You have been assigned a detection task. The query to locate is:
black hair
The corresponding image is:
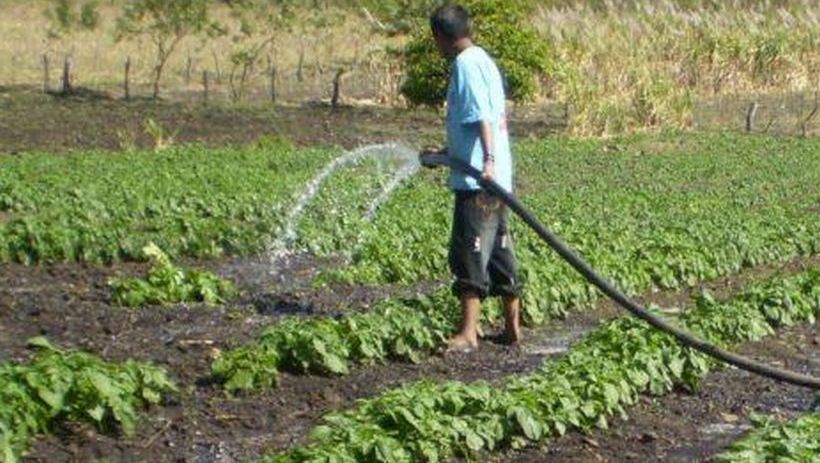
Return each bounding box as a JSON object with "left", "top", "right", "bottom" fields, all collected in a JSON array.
[{"left": 430, "top": 4, "right": 472, "bottom": 40}]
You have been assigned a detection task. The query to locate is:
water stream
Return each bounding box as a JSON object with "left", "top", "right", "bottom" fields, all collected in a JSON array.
[{"left": 265, "top": 142, "right": 420, "bottom": 275}]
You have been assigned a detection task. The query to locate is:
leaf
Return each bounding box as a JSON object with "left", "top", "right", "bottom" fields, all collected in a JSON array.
[
  {"left": 87, "top": 404, "right": 106, "bottom": 422},
  {"left": 668, "top": 357, "right": 684, "bottom": 378},
  {"left": 603, "top": 383, "right": 620, "bottom": 407},
  {"left": 465, "top": 430, "right": 484, "bottom": 451},
  {"left": 322, "top": 354, "right": 349, "bottom": 375},
  {"left": 511, "top": 407, "right": 541, "bottom": 440},
  {"left": 27, "top": 336, "right": 59, "bottom": 352}
]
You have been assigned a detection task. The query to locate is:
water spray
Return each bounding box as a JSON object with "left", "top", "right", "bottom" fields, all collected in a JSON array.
[
  {"left": 266, "top": 143, "right": 419, "bottom": 273},
  {"left": 419, "top": 152, "right": 820, "bottom": 390}
]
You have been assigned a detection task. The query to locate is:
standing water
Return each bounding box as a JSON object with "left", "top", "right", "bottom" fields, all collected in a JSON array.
[{"left": 265, "top": 142, "right": 420, "bottom": 274}]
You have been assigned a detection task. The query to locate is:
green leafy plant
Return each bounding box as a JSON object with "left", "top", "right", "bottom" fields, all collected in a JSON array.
[
  {"left": 716, "top": 412, "right": 820, "bottom": 462},
  {"left": 400, "top": 0, "right": 550, "bottom": 105},
  {"left": 0, "top": 143, "right": 335, "bottom": 264},
  {"left": 213, "top": 133, "right": 820, "bottom": 392},
  {"left": 143, "top": 118, "right": 177, "bottom": 151},
  {"left": 109, "top": 243, "right": 236, "bottom": 307},
  {"left": 44, "top": 0, "right": 100, "bottom": 38},
  {"left": 212, "top": 295, "right": 455, "bottom": 391},
  {"left": 261, "top": 269, "right": 820, "bottom": 462},
  {"left": 0, "top": 337, "right": 175, "bottom": 463}
]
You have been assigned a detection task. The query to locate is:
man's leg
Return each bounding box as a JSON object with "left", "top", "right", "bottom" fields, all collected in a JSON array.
[
  {"left": 448, "top": 192, "right": 493, "bottom": 351},
  {"left": 449, "top": 291, "right": 481, "bottom": 349},
  {"left": 502, "top": 295, "right": 521, "bottom": 345},
  {"left": 489, "top": 209, "right": 522, "bottom": 345}
]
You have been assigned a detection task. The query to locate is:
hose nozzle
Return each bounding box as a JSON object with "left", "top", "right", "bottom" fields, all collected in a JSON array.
[{"left": 418, "top": 150, "right": 449, "bottom": 169}]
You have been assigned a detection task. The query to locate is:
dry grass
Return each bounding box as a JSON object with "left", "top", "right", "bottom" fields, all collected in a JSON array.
[
  {"left": 533, "top": 0, "right": 820, "bottom": 134},
  {"left": 1, "top": 0, "right": 817, "bottom": 135},
  {"left": 0, "top": 1, "right": 403, "bottom": 103}
]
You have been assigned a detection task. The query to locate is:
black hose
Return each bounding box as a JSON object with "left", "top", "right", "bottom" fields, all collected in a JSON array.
[{"left": 420, "top": 153, "right": 820, "bottom": 390}]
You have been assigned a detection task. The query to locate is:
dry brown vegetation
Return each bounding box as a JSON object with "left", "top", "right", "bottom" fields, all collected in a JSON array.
[{"left": 1, "top": 0, "right": 818, "bottom": 134}]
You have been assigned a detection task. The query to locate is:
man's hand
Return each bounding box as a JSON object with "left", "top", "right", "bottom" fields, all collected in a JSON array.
[{"left": 481, "top": 157, "right": 495, "bottom": 180}]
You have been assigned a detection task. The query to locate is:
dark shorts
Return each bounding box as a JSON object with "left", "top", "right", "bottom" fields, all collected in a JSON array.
[{"left": 449, "top": 190, "right": 521, "bottom": 299}]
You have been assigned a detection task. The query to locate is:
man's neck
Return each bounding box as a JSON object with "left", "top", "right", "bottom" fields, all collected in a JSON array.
[{"left": 453, "top": 37, "right": 474, "bottom": 54}]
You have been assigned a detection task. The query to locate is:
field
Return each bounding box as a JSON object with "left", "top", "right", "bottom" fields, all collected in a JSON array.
[
  {"left": 1, "top": 121, "right": 818, "bottom": 462},
  {"left": 1, "top": 1, "right": 819, "bottom": 462}
]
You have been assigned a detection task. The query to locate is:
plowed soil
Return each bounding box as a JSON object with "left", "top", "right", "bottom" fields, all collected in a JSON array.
[{"left": 1, "top": 255, "right": 816, "bottom": 463}]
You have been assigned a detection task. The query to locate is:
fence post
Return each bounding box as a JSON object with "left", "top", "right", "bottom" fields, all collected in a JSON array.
[
  {"left": 203, "top": 70, "right": 209, "bottom": 106},
  {"left": 210, "top": 51, "right": 222, "bottom": 84},
  {"left": 745, "top": 101, "right": 758, "bottom": 132},
  {"left": 42, "top": 54, "right": 50, "bottom": 94},
  {"left": 270, "top": 65, "right": 277, "bottom": 104},
  {"left": 801, "top": 92, "right": 819, "bottom": 137},
  {"left": 62, "top": 56, "right": 73, "bottom": 95},
  {"left": 124, "top": 57, "right": 131, "bottom": 100},
  {"left": 185, "top": 55, "right": 193, "bottom": 86},
  {"left": 331, "top": 67, "right": 346, "bottom": 107},
  {"left": 297, "top": 44, "right": 305, "bottom": 82}
]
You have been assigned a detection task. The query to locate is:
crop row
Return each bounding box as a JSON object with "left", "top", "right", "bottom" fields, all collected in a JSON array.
[
  {"left": 0, "top": 139, "right": 334, "bottom": 264},
  {"left": 109, "top": 243, "right": 237, "bottom": 307},
  {"left": 716, "top": 412, "right": 820, "bottom": 462},
  {"left": 328, "top": 133, "right": 820, "bottom": 295},
  {"left": 0, "top": 338, "right": 176, "bottom": 463},
  {"left": 262, "top": 268, "right": 819, "bottom": 462},
  {"left": 212, "top": 134, "right": 820, "bottom": 391}
]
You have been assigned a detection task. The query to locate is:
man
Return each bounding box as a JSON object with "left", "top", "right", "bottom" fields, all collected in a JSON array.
[{"left": 423, "top": 4, "right": 522, "bottom": 351}]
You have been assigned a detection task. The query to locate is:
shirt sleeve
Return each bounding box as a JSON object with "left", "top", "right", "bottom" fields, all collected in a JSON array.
[{"left": 452, "top": 57, "right": 491, "bottom": 125}]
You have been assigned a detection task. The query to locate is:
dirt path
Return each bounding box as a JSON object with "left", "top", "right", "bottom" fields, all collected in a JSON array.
[{"left": 4, "top": 255, "right": 815, "bottom": 462}]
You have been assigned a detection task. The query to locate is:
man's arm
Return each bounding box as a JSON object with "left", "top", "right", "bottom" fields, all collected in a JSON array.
[{"left": 478, "top": 120, "right": 494, "bottom": 180}]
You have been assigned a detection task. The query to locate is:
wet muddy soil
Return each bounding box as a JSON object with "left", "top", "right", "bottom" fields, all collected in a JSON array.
[
  {"left": 491, "top": 257, "right": 820, "bottom": 463},
  {"left": 0, "top": 85, "right": 564, "bottom": 155},
  {"left": 494, "top": 322, "right": 819, "bottom": 463},
  {"left": 2, "top": 255, "right": 816, "bottom": 462}
]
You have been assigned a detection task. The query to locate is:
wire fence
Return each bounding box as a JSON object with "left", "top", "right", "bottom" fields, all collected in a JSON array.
[
  {"left": 27, "top": 53, "right": 820, "bottom": 138},
  {"left": 37, "top": 52, "right": 404, "bottom": 107},
  {"left": 694, "top": 91, "right": 820, "bottom": 137}
]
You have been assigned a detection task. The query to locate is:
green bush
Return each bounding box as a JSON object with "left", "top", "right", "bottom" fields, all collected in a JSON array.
[{"left": 400, "top": 0, "right": 550, "bottom": 106}]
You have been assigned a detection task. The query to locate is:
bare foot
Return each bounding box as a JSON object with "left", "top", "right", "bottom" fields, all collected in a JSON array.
[
  {"left": 446, "top": 334, "right": 478, "bottom": 353},
  {"left": 501, "top": 327, "right": 522, "bottom": 347}
]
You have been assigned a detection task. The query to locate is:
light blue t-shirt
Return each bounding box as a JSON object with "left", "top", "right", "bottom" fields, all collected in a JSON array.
[{"left": 446, "top": 46, "right": 512, "bottom": 192}]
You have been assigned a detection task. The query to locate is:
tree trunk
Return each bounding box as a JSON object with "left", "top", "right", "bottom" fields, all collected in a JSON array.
[{"left": 152, "top": 64, "right": 162, "bottom": 99}]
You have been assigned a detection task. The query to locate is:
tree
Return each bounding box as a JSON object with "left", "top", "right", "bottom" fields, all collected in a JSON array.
[
  {"left": 223, "top": 0, "right": 295, "bottom": 102},
  {"left": 45, "top": 0, "right": 100, "bottom": 37},
  {"left": 400, "top": 0, "right": 551, "bottom": 106},
  {"left": 43, "top": 0, "right": 101, "bottom": 94},
  {"left": 115, "top": 0, "right": 214, "bottom": 99},
  {"left": 354, "top": 0, "right": 437, "bottom": 36}
]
